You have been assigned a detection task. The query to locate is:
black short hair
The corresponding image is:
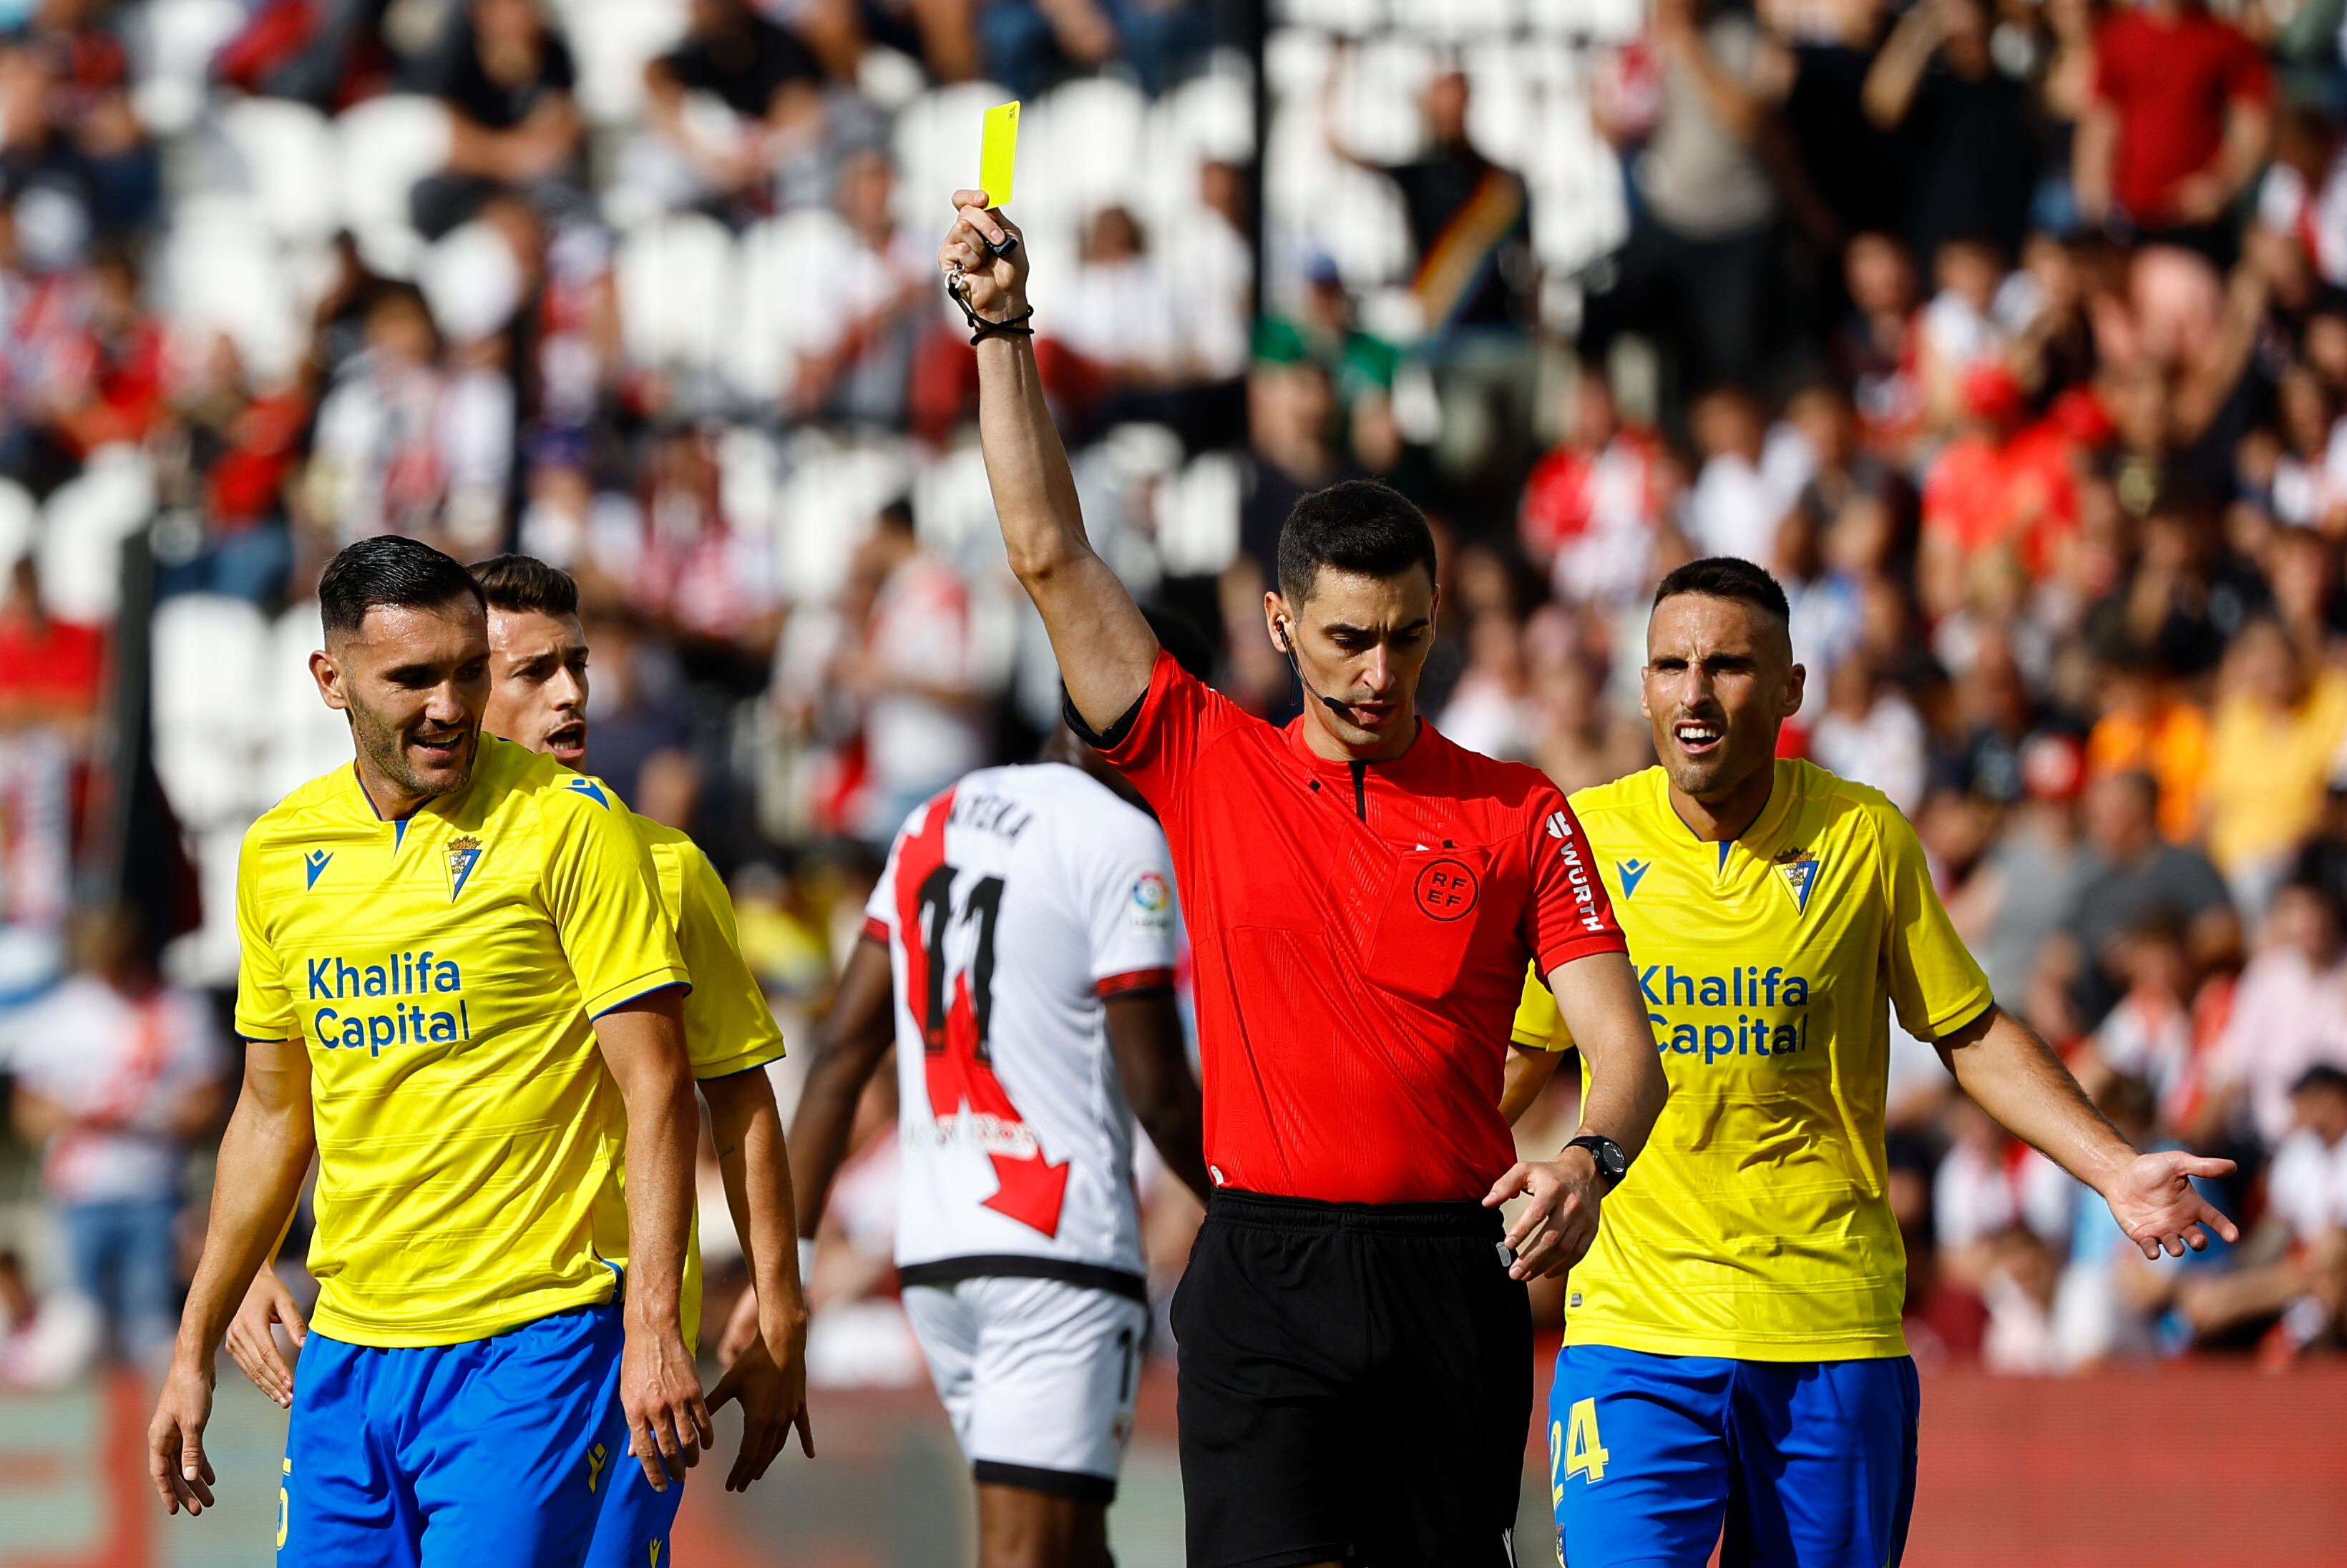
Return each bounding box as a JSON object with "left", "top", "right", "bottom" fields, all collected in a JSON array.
[
  {"left": 1276, "top": 480, "right": 1438, "bottom": 606},
  {"left": 318, "top": 536, "right": 484, "bottom": 639},
  {"left": 470, "top": 553, "right": 580, "bottom": 619},
  {"left": 2293, "top": 1063, "right": 2347, "bottom": 1098},
  {"left": 1651, "top": 556, "right": 1791, "bottom": 624}
]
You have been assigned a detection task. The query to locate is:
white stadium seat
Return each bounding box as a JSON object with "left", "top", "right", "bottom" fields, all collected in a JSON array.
[
  {"left": 618, "top": 211, "right": 737, "bottom": 374},
  {"left": 335, "top": 95, "right": 453, "bottom": 278},
  {"left": 218, "top": 98, "right": 341, "bottom": 245}
]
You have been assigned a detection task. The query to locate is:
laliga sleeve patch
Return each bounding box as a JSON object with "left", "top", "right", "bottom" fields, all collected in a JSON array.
[{"left": 1126, "top": 868, "right": 1175, "bottom": 935}]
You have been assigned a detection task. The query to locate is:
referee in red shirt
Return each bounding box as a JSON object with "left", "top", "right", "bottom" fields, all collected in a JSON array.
[{"left": 941, "top": 197, "right": 1669, "bottom": 1565}]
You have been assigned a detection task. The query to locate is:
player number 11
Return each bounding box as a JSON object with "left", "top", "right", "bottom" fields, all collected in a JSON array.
[{"left": 1549, "top": 1396, "right": 1610, "bottom": 1503}]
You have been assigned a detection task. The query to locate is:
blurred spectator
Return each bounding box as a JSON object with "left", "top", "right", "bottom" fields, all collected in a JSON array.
[
  {"left": 1810, "top": 650, "right": 1929, "bottom": 813},
  {"left": 1519, "top": 369, "right": 1663, "bottom": 609},
  {"left": 1586, "top": 0, "right": 1792, "bottom": 391},
  {"left": 0, "top": 555, "right": 102, "bottom": 722},
  {"left": 412, "top": 0, "right": 586, "bottom": 240},
  {"left": 1049, "top": 205, "right": 1184, "bottom": 388},
  {"left": 2202, "top": 616, "right": 2347, "bottom": 913},
  {"left": 2205, "top": 876, "right": 2347, "bottom": 1149},
  {"left": 1686, "top": 386, "right": 1787, "bottom": 565},
  {"left": 2056, "top": 768, "right": 2238, "bottom": 1026},
  {"left": 1860, "top": 0, "right": 2034, "bottom": 270},
  {"left": 789, "top": 148, "right": 929, "bottom": 426},
  {"left": 2087, "top": 660, "right": 2213, "bottom": 846},
  {"left": 838, "top": 499, "right": 990, "bottom": 846},
  {"left": 3, "top": 908, "right": 225, "bottom": 1367},
  {"left": 638, "top": 0, "right": 824, "bottom": 222},
  {"left": 2170, "top": 1064, "right": 2345, "bottom": 1353},
  {"left": 2074, "top": 0, "right": 2273, "bottom": 258},
  {"left": 1326, "top": 61, "right": 1531, "bottom": 338}
]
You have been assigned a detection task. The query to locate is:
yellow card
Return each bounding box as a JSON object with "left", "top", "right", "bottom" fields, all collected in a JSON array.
[{"left": 979, "top": 100, "right": 1020, "bottom": 208}]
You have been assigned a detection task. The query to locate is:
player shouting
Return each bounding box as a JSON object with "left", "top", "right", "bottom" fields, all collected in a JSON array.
[
  {"left": 940, "top": 192, "right": 1669, "bottom": 1566},
  {"left": 148, "top": 537, "right": 710, "bottom": 1564},
  {"left": 785, "top": 607, "right": 1214, "bottom": 1568},
  {"left": 1511, "top": 557, "right": 2240, "bottom": 1568},
  {"left": 222, "top": 554, "right": 814, "bottom": 1562}
]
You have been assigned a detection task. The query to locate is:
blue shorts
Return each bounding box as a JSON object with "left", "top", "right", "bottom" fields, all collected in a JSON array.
[
  {"left": 280, "top": 1303, "right": 633, "bottom": 1568},
  {"left": 1547, "top": 1344, "right": 1920, "bottom": 1568},
  {"left": 584, "top": 1440, "right": 683, "bottom": 1568}
]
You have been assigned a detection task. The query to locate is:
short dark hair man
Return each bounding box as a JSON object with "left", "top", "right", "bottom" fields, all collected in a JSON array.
[
  {"left": 149, "top": 535, "right": 711, "bottom": 1556},
  {"left": 1511, "top": 555, "right": 2240, "bottom": 1568},
  {"left": 940, "top": 195, "right": 1668, "bottom": 1565}
]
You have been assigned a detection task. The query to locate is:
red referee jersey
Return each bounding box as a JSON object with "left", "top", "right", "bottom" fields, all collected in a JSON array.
[{"left": 1096, "top": 650, "right": 1627, "bottom": 1203}]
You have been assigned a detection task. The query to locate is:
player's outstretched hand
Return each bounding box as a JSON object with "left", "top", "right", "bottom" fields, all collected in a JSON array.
[
  {"left": 2106, "top": 1148, "right": 2242, "bottom": 1260},
  {"left": 621, "top": 1322, "right": 715, "bottom": 1491},
  {"left": 940, "top": 190, "right": 1028, "bottom": 322},
  {"left": 147, "top": 1357, "right": 218, "bottom": 1517},
  {"left": 1484, "top": 1151, "right": 1607, "bottom": 1281},
  {"left": 707, "top": 1311, "right": 815, "bottom": 1491},
  {"left": 224, "top": 1268, "right": 308, "bottom": 1408}
]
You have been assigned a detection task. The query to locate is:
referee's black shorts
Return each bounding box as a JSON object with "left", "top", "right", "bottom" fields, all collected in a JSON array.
[{"left": 1171, "top": 1189, "right": 1532, "bottom": 1568}]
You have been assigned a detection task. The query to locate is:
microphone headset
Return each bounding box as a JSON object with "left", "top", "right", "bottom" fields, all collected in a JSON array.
[{"left": 1274, "top": 618, "right": 1360, "bottom": 725}]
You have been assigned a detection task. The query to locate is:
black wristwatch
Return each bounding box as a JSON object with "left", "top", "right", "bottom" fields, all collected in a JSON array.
[{"left": 1565, "top": 1134, "right": 1629, "bottom": 1190}]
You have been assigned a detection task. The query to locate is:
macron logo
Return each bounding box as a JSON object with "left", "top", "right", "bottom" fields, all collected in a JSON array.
[
  {"left": 304, "top": 850, "right": 332, "bottom": 889},
  {"left": 1618, "top": 858, "right": 1650, "bottom": 898},
  {"left": 567, "top": 778, "right": 610, "bottom": 809}
]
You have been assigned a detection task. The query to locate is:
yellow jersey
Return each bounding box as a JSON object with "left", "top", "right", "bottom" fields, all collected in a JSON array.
[
  {"left": 637, "top": 817, "right": 789, "bottom": 1346},
  {"left": 1513, "top": 760, "right": 1992, "bottom": 1361},
  {"left": 234, "top": 736, "right": 689, "bottom": 1348}
]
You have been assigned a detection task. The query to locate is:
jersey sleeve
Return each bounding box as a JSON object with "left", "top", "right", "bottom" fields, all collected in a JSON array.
[
  {"left": 1511, "top": 961, "right": 1571, "bottom": 1052},
  {"left": 862, "top": 825, "right": 907, "bottom": 948},
  {"left": 541, "top": 780, "right": 691, "bottom": 1018},
  {"left": 1087, "top": 649, "right": 1251, "bottom": 815},
  {"left": 233, "top": 830, "right": 303, "bottom": 1042},
  {"left": 1876, "top": 800, "right": 1996, "bottom": 1039},
  {"left": 1521, "top": 788, "right": 1629, "bottom": 976},
  {"left": 675, "top": 843, "right": 789, "bottom": 1079},
  {"left": 1083, "top": 815, "right": 1181, "bottom": 998}
]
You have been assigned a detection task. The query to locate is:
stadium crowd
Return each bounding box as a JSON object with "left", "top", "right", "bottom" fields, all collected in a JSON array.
[{"left": 4, "top": 0, "right": 2347, "bottom": 1394}]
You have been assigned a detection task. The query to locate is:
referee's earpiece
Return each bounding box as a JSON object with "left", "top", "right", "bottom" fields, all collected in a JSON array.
[{"left": 1274, "top": 619, "right": 1292, "bottom": 654}]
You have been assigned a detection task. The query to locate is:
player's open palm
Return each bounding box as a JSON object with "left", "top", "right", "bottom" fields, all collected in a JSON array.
[
  {"left": 2107, "top": 1149, "right": 2242, "bottom": 1260},
  {"left": 224, "top": 1268, "right": 308, "bottom": 1408},
  {"left": 940, "top": 191, "right": 1028, "bottom": 320},
  {"left": 708, "top": 1317, "right": 815, "bottom": 1491},
  {"left": 621, "top": 1323, "right": 714, "bottom": 1490},
  {"left": 147, "top": 1358, "right": 218, "bottom": 1517}
]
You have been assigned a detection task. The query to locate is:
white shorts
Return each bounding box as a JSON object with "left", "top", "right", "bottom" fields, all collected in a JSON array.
[{"left": 902, "top": 1273, "right": 1148, "bottom": 1501}]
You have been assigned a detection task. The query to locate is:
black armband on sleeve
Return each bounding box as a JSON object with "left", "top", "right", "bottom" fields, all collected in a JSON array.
[{"left": 1063, "top": 687, "right": 1146, "bottom": 751}]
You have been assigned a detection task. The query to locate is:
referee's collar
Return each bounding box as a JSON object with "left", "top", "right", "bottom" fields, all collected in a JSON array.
[{"left": 1282, "top": 712, "right": 1433, "bottom": 775}]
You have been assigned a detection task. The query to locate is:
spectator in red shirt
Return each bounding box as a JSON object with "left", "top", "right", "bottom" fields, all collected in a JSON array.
[
  {"left": 942, "top": 192, "right": 1668, "bottom": 1568},
  {"left": 0, "top": 558, "right": 105, "bottom": 725},
  {"left": 2075, "top": 0, "right": 2273, "bottom": 256}
]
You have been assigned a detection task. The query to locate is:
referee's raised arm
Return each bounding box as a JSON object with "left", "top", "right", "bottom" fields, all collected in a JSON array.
[{"left": 940, "top": 192, "right": 1158, "bottom": 732}]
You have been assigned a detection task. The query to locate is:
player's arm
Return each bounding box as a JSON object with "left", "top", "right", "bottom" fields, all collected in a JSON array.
[
  {"left": 1500, "top": 1039, "right": 1563, "bottom": 1125},
  {"left": 700, "top": 1064, "right": 816, "bottom": 1488},
  {"left": 223, "top": 1192, "right": 311, "bottom": 1407},
  {"left": 148, "top": 1038, "right": 315, "bottom": 1518},
  {"left": 786, "top": 934, "right": 897, "bottom": 1248},
  {"left": 1106, "top": 989, "right": 1210, "bottom": 1202},
  {"left": 592, "top": 991, "right": 715, "bottom": 1487},
  {"left": 1488, "top": 952, "right": 1667, "bottom": 1281},
  {"left": 1934, "top": 1005, "right": 2240, "bottom": 1259},
  {"left": 941, "top": 192, "right": 1159, "bottom": 731}
]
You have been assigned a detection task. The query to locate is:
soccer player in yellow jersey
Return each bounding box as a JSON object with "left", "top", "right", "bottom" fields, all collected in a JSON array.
[
  {"left": 146, "top": 537, "right": 712, "bottom": 1564},
  {"left": 1509, "top": 558, "right": 2240, "bottom": 1568},
  {"left": 220, "top": 554, "right": 817, "bottom": 1559}
]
